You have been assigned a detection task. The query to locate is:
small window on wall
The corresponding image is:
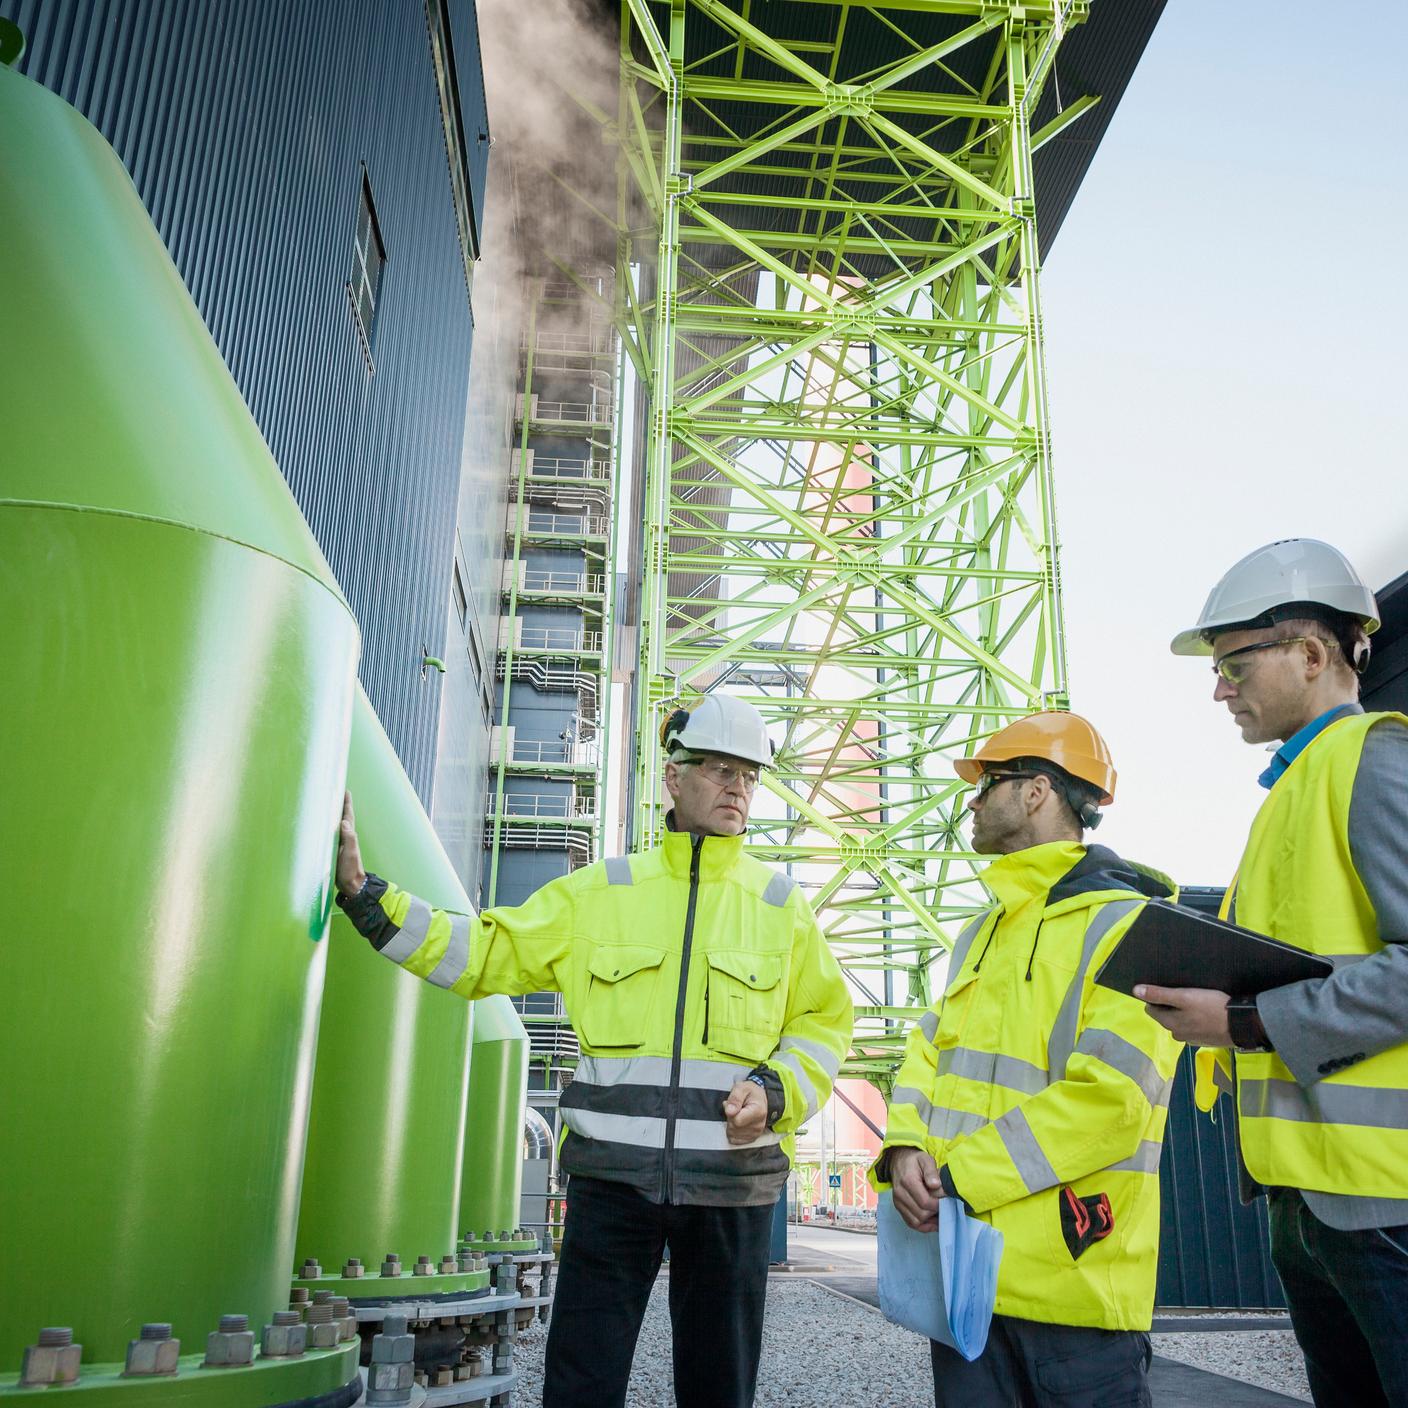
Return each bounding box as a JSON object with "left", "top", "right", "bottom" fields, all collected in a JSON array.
[
  {"left": 348, "top": 170, "right": 386, "bottom": 369},
  {"left": 452, "top": 560, "right": 468, "bottom": 630}
]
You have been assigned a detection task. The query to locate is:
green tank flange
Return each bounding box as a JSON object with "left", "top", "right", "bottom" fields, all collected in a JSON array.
[{"left": 0, "top": 1344, "right": 357, "bottom": 1408}]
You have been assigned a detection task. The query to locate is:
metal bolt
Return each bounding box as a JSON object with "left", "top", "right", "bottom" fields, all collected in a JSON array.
[
  {"left": 124, "top": 1323, "right": 180, "bottom": 1378},
  {"left": 412, "top": 1255, "right": 433, "bottom": 1277},
  {"left": 21, "top": 1329, "right": 83, "bottom": 1387},
  {"left": 290, "top": 1287, "right": 310, "bottom": 1305},
  {"left": 332, "top": 1297, "right": 357, "bottom": 1343},
  {"left": 260, "top": 1313, "right": 307, "bottom": 1359},
  {"left": 300, "top": 1259, "right": 322, "bottom": 1279},
  {"left": 380, "top": 1253, "right": 401, "bottom": 1277},
  {"left": 204, "top": 1315, "right": 254, "bottom": 1368},
  {"left": 306, "top": 1303, "right": 339, "bottom": 1350},
  {"left": 343, "top": 1258, "right": 364, "bottom": 1278},
  {"left": 457, "top": 1251, "right": 475, "bottom": 1273},
  {"left": 367, "top": 1315, "right": 415, "bottom": 1407},
  {"left": 312, "top": 1290, "right": 334, "bottom": 1306},
  {"left": 438, "top": 1254, "right": 457, "bottom": 1275}
]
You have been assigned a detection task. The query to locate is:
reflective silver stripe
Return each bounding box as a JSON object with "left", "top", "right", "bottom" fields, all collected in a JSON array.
[
  {"left": 918, "top": 1010, "right": 939, "bottom": 1043},
  {"left": 575, "top": 1055, "right": 750, "bottom": 1090},
  {"left": 561, "top": 1107, "right": 783, "bottom": 1150},
  {"left": 1047, "top": 899, "right": 1142, "bottom": 1080},
  {"left": 762, "top": 871, "right": 796, "bottom": 907},
  {"left": 773, "top": 1051, "right": 822, "bottom": 1122},
  {"left": 777, "top": 1034, "right": 842, "bottom": 1082},
  {"left": 889, "top": 1085, "right": 936, "bottom": 1129},
  {"left": 938, "top": 1046, "right": 1048, "bottom": 1096},
  {"left": 1075, "top": 1028, "right": 1170, "bottom": 1106},
  {"left": 604, "top": 856, "right": 633, "bottom": 886},
  {"left": 994, "top": 1105, "right": 1058, "bottom": 1193},
  {"left": 1239, "top": 1078, "right": 1408, "bottom": 1131},
  {"left": 1213, "top": 1061, "right": 1234, "bottom": 1094},
  {"left": 934, "top": 1107, "right": 990, "bottom": 1141},
  {"left": 1106, "top": 1139, "right": 1164, "bottom": 1175},
  {"left": 380, "top": 896, "right": 434, "bottom": 964},
  {"left": 426, "top": 912, "right": 471, "bottom": 990}
]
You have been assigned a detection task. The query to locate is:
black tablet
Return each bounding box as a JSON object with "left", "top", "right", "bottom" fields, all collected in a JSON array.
[{"left": 1094, "top": 899, "right": 1333, "bottom": 1000}]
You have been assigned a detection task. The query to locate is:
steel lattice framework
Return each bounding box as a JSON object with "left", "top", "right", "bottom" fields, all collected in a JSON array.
[{"left": 610, "top": 0, "right": 1084, "bottom": 1079}]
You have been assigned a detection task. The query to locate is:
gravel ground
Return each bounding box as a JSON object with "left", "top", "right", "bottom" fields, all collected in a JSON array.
[
  {"left": 513, "top": 1277, "right": 930, "bottom": 1406},
  {"left": 513, "top": 1277, "right": 1315, "bottom": 1406},
  {"left": 1151, "top": 1328, "right": 1311, "bottom": 1403}
]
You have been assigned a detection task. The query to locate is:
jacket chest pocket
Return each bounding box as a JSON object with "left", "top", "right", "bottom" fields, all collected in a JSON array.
[
  {"left": 704, "top": 950, "right": 786, "bottom": 1063},
  {"left": 579, "top": 946, "right": 667, "bottom": 1049}
]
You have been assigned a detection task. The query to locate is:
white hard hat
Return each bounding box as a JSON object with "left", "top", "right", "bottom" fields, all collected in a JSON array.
[
  {"left": 1171, "top": 538, "right": 1380, "bottom": 656},
  {"left": 660, "top": 695, "right": 775, "bottom": 768}
]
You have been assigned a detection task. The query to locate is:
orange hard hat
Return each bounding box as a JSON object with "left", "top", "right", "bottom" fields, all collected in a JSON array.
[{"left": 953, "top": 711, "right": 1117, "bottom": 805}]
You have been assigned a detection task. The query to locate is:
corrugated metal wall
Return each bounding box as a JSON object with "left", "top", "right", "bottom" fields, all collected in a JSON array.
[{"left": 5, "top": 0, "right": 490, "bottom": 802}]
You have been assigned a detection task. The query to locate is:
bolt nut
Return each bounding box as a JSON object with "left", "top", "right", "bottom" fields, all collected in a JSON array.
[
  {"left": 413, "top": 1256, "right": 433, "bottom": 1277},
  {"left": 260, "top": 1314, "right": 307, "bottom": 1359},
  {"left": 306, "top": 1306, "right": 340, "bottom": 1351},
  {"left": 124, "top": 1324, "right": 180, "bottom": 1377},
  {"left": 438, "top": 1255, "right": 457, "bottom": 1275},
  {"left": 299, "top": 1259, "right": 322, "bottom": 1279},
  {"left": 20, "top": 1331, "right": 82, "bottom": 1388},
  {"left": 380, "top": 1254, "right": 401, "bottom": 1277},
  {"left": 343, "top": 1258, "right": 364, "bottom": 1278},
  {"left": 204, "top": 1316, "right": 254, "bottom": 1368},
  {"left": 457, "top": 1251, "right": 475, "bottom": 1273},
  {"left": 366, "top": 1361, "right": 414, "bottom": 1406}
]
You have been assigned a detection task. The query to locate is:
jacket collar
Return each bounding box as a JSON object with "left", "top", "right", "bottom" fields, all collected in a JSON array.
[
  {"left": 660, "top": 811, "right": 745, "bottom": 879},
  {"left": 980, "top": 840, "right": 1175, "bottom": 914}
]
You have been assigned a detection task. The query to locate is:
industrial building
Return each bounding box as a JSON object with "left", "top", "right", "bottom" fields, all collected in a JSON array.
[{"left": 4, "top": 0, "right": 1402, "bottom": 1404}]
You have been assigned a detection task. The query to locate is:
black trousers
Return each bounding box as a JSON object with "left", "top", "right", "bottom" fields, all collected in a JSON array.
[
  {"left": 930, "top": 1314, "right": 1152, "bottom": 1407},
  {"left": 542, "top": 1175, "right": 775, "bottom": 1408},
  {"left": 1270, "top": 1187, "right": 1408, "bottom": 1408}
]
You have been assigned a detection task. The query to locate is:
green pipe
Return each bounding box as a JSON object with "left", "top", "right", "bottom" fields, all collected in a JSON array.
[
  {"left": 0, "top": 61, "right": 358, "bottom": 1376},
  {"left": 295, "top": 690, "right": 474, "bottom": 1280},
  {"left": 459, "top": 997, "right": 530, "bottom": 1237}
]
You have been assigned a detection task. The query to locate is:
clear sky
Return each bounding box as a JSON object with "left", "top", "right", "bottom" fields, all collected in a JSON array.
[{"left": 1040, "top": 0, "right": 1408, "bottom": 886}]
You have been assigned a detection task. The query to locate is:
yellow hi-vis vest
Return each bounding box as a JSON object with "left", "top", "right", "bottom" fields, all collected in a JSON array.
[
  {"left": 873, "top": 842, "right": 1183, "bottom": 1331},
  {"left": 358, "top": 827, "right": 852, "bottom": 1205},
  {"left": 1196, "top": 711, "right": 1408, "bottom": 1199}
]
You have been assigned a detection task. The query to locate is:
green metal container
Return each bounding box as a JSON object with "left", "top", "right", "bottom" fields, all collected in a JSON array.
[
  {"left": 458, "top": 998, "right": 531, "bottom": 1238},
  {"left": 295, "top": 690, "right": 475, "bottom": 1288},
  {"left": 0, "top": 60, "right": 358, "bottom": 1382}
]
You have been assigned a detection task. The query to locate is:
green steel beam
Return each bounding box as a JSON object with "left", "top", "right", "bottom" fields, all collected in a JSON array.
[{"left": 617, "top": 0, "right": 1079, "bottom": 1074}]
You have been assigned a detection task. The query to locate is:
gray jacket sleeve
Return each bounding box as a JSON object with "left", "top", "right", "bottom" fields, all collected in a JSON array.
[{"left": 1257, "top": 718, "right": 1408, "bottom": 1084}]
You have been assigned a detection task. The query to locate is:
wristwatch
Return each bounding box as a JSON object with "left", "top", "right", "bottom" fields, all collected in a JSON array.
[{"left": 1226, "top": 996, "right": 1273, "bottom": 1053}]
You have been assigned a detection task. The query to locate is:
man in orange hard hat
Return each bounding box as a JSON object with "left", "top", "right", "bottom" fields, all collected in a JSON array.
[{"left": 873, "top": 712, "right": 1182, "bottom": 1408}]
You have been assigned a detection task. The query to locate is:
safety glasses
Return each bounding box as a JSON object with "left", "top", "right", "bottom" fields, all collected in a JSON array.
[
  {"left": 685, "top": 757, "right": 761, "bottom": 792},
  {"left": 972, "top": 770, "right": 1041, "bottom": 799},
  {"left": 1211, "top": 636, "right": 1316, "bottom": 685}
]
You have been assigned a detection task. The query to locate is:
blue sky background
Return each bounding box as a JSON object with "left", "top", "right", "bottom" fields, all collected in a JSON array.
[{"left": 1041, "top": 0, "right": 1408, "bottom": 883}]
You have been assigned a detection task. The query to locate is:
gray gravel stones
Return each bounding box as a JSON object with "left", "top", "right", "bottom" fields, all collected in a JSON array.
[
  {"left": 1152, "top": 1328, "right": 1311, "bottom": 1402},
  {"left": 515, "top": 1275, "right": 1315, "bottom": 1406},
  {"left": 514, "top": 1278, "right": 930, "bottom": 1406}
]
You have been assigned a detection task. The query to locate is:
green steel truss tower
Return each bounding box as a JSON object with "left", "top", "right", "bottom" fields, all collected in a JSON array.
[{"left": 616, "top": 0, "right": 1084, "bottom": 1079}]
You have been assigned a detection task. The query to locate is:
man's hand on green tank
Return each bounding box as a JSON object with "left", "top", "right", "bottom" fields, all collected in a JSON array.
[
  {"left": 722, "top": 1081, "right": 769, "bottom": 1144},
  {"left": 336, "top": 791, "right": 368, "bottom": 898}
]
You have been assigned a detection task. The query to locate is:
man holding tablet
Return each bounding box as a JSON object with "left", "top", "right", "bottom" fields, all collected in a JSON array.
[{"left": 1146, "top": 538, "right": 1408, "bottom": 1406}]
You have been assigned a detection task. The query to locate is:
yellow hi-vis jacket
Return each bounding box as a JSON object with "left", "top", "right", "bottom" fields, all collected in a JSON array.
[
  {"left": 1195, "top": 710, "right": 1408, "bottom": 1198},
  {"left": 338, "top": 824, "right": 853, "bottom": 1206},
  {"left": 873, "top": 842, "right": 1183, "bottom": 1331}
]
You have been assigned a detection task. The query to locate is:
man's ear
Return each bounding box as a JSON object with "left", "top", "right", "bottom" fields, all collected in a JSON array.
[
  {"left": 1302, "top": 636, "right": 1334, "bottom": 679},
  {"left": 664, "top": 761, "right": 682, "bottom": 800}
]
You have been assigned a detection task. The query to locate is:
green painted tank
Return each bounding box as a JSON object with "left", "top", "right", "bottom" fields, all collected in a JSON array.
[
  {"left": 0, "top": 60, "right": 358, "bottom": 1378},
  {"left": 295, "top": 690, "right": 474, "bottom": 1283},
  {"left": 459, "top": 997, "right": 531, "bottom": 1237}
]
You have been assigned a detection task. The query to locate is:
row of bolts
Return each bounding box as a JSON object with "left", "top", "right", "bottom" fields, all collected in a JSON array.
[{"left": 19, "top": 1235, "right": 535, "bottom": 1388}]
